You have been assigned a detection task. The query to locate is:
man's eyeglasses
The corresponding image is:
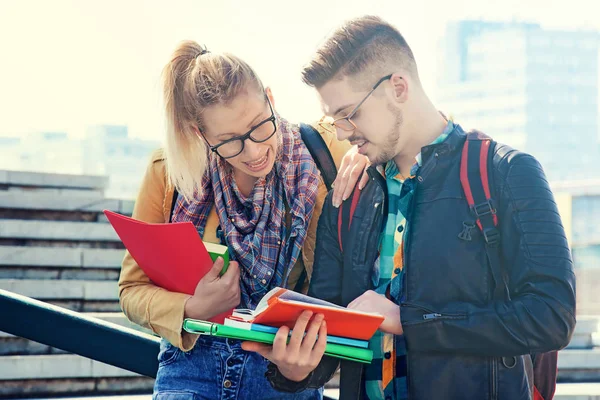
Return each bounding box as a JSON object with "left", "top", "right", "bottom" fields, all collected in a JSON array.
[
  {"left": 320, "top": 74, "right": 393, "bottom": 132},
  {"left": 203, "top": 97, "right": 277, "bottom": 159}
]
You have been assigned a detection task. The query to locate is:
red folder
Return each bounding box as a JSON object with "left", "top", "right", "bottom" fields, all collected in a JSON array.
[{"left": 104, "top": 210, "right": 232, "bottom": 323}]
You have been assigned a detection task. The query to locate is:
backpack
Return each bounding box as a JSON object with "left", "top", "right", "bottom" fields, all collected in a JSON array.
[{"left": 337, "top": 132, "right": 557, "bottom": 400}]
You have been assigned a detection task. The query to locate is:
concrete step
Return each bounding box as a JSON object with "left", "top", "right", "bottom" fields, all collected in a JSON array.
[
  {"left": 24, "top": 396, "right": 152, "bottom": 400},
  {"left": 0, "top": 279, "right": 118, "bottom": 301},
  {"left": 575, "top": 317, "right": 600, "bottom": 335},
  {"left": 0, "top": 354, "right": 139, "bottom": 380},
  {"left": 0, "top": 191, "right": 134, "bottom": 214},
  {"left": 4, "top": 186, "right": 104, "bottom": 197},
  {"left": 323, "top": 383, "right": 600, "bottom": 400},
  {"left": 0, "top": 170, "right": 108, "bottom": 191},
  {"left": 11, "top": 384, "right": 600, "bottom": 400},
  {"left": 0, "top": 266, "right": 120, "bottom": 281},
  {"left": 568, "top": 316, "right": 600, "bottom": 349},
  {"left": 0, "top": 219, "right": 120, "bottom": 242},
  {"left": 558, "top": 348, "right": 600, "bottom": 382},
  {"left": 555, "top": 383, "right": 600, "bottom": 400},
  {"left": 559, "top": 349, "right": 600, "bottom": 369},
  {"left": 19, "top": 396, "right": 331, "bottom": 400},
  {"left": 0, "top": 377, "right": 154, "bottom": 399},
  {"left": 0, "top": 246, "right": 124, "bottom": 269}
]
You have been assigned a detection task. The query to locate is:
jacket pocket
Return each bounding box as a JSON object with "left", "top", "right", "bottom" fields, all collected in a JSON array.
[{"left": 401, "top": 302, "right": 467, "bottom": 326}]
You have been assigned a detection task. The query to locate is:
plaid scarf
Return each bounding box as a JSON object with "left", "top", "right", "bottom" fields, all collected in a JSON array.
[{"left": 172, "top": 117, "right": 320, "bottom": 309}]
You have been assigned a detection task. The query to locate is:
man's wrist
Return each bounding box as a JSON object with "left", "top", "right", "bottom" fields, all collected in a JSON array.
[
  {"left": 278, "top": 366, "right": 311, "bottom": 383},
  {"left": 265, "top": 362, "right": 314, "bottom": 393}
]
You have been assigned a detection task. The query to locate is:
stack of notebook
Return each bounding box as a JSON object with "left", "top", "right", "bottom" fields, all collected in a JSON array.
[{"left": 183, "top": 287, "right": 384, "bottom": 364}]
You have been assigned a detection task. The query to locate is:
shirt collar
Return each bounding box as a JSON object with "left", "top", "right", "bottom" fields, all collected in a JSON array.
[{"left": 385, "top": 119, "right": 454, "bottom": 181}]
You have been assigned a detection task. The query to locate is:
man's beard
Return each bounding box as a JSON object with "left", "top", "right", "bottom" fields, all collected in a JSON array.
[{"left": 370, "top": 106, "right": 403, "bottom": 166}]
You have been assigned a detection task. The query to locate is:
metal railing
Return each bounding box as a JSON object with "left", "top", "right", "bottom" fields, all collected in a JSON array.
[
  {"left": 0, "top": 288, "right": 160, "bottom": 378},
  {"left": 0, "top": 289, "right": 337, "bottom": 399}
]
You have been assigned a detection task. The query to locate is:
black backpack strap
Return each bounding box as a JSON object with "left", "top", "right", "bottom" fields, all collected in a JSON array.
[
  {"left": 168, "top": 187, "right": 179, "bottom": 223},
  {"left": 295, "top": 123, "right": 338, "bottom": 292},
  {"left": 339, "top": 359, "right": 365, "bottom": 399},
  {"left": 337, "top": 183, "right": 362, "bottom": 252},
  {"left": 299, "top": 123, "right": 337, "bottom": 191},
  {"left": 460, "top": 133, "right": 507, "bottom": 300}
]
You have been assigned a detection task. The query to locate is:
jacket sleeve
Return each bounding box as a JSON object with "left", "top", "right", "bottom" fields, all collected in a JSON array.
[
  {"left": 267, "top": 191, "right": 342, "bottom": 391},
  {"left": 402, "top": 149, "right": 577, "bottom": 356},
  {"left": 118, "top": 150, "right": 199, "bottom": 351},
  {"left": 307, "top": 191, "right": 344, "bottom": 304}
]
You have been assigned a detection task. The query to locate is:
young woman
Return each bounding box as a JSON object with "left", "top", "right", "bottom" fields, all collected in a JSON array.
[{"left": 118, "top": 40, "right": 366, "bottom": 399}]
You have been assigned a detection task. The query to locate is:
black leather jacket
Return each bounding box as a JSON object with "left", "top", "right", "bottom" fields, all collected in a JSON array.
[{"left": 268, "top": 125, "right": 576, "bottom": 399}]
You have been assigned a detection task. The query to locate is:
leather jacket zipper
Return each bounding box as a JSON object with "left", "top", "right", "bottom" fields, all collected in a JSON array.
[{"left": 491, "top": 357, "right": 498, "bottom": 400}]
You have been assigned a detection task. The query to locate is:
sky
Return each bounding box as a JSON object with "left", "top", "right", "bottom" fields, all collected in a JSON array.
[{"left": 0, "top": 0, "right": 598, "bottom": 143}]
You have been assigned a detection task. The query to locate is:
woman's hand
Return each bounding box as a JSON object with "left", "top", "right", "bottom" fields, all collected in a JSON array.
[
  {"left": 241, "top": 310, "right": 327, "bottom": 382},
  {"left": 184, "top": 257, "right": 240, "bottom": 320},
  {"left": 332, "top": 145, "right": 370, "bottom": 208}
]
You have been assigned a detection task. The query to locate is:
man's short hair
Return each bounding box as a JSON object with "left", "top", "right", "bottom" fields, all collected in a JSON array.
[{"left": 302, "top": 15, "right": 418, "bottom": 89}]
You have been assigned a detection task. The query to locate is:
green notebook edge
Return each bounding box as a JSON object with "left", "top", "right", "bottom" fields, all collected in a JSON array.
[
  {"left": 204, "top": 242, "right": 230, "bottom": 275},
  {"left": 183, "top": 319, "right": 373, "bottom": 364}
]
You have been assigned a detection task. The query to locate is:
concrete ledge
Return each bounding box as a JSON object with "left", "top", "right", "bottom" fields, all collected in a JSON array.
[
  {"left": 0, "top": 279, "right": 118, "bottom": 301},
  {"left": 83, "top": 248, "right": 126, "bottom": 268},
  {"left": 0, "top": 377, "right": 154, "bottom": 398},
  {"left": 559, "top": 349, "right": 600, "bottom": 369},
  {"left": 555, "top": 383, "right": 600, "bottom": 400},
  {"left": 5, "top": 186, "right": 105, "bottom": 197},
  {"left": 0, "top": 219, "right": 119, "bottom": 242},
  {"left": 569, "top": 334, "right": 599, "bottom": 350},
  {"left": 0, "top": 170, "right": 108, "bottom": 191},
  {"left": 0, "top": 191, "right": 134, "bottom": 214},
  {"left": 325, "top": 383, "right": 600, "bottom": 400},
  {"left": 568, "top": 317, "right": 600, "bottom": 349},
  {"left": 0, "top": 246, "right": 124, "bottom": 268},
  {"left": 0, "top": 354, "right": 140, "bottom": 380},
  {"left": 575, "top": 317, "right": 600, "bottom": 335}
]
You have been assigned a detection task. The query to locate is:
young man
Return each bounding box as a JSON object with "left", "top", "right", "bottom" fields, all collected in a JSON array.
[{"left": 264, "top": 15, "right": 576, "bottom": 400}]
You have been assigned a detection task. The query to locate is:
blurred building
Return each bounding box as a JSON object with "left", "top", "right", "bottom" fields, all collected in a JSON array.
[
  {"left": 438, "top": 20, "right": 600, "bottom": 181},
  {"left": 553, "top": 180, "right": 600, "bottom": 315},
  {"left": 82, "top": 125, "right": 159, "bottom": 199},
  {"left": 0, "top": 126, "right": 159, "bottom": 199}
]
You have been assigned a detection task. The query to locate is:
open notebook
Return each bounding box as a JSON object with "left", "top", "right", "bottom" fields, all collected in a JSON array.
[{"left": 230, "top": 287, "right": 384, "bottom": 341}]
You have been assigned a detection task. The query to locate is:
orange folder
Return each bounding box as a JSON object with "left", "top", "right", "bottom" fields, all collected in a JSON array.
[
  {"left": 232, "top": 288, "right": 384, "bottom": 341},
  {"left": 103, "top": 210, "right": 232, "bottom": 323}
]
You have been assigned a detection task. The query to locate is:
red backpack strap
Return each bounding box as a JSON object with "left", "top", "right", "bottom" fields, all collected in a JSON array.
[
  {"left": 533, "top": 387, "right": 545, "bottom": 400},
  {"left": 459, "top": 132, "right": 504, "bottom": 301},
  {"left": 337, "top": 183, "right": 362, "bottom": 252},
  {"left": 460, "top": 132, "right": 499, "bottom": 243}
]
